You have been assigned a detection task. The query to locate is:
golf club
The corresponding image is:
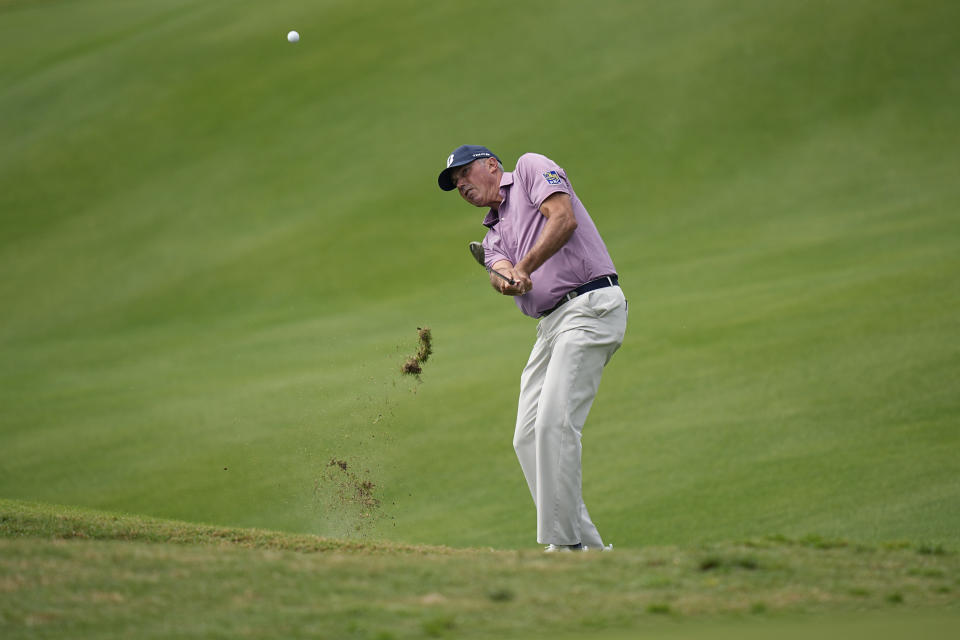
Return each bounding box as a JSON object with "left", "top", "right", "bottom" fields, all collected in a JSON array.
[{"left": 468, "top": 241, "right": 516, "bottom": 285}]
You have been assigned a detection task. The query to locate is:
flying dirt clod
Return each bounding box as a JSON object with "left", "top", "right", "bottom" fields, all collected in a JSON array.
[{"left": 400, "top": 326, "right": 432, "bottom": 376}]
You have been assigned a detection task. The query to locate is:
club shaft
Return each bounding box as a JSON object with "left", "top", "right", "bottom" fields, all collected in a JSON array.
[{"left": 489, "top": 268, "right": 516, "bottom": 285}]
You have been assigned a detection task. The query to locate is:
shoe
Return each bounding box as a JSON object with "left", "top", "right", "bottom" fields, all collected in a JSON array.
[
  {"left": 583, "top": 543, "right": 614, "bottom": 552},
  {"left": 544, "top": 543, "right": 584, "bottom": 553}
]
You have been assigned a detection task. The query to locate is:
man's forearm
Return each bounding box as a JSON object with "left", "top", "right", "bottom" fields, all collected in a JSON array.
[{"left": 515, "top": 195, "right": 578, "bottom": 275}]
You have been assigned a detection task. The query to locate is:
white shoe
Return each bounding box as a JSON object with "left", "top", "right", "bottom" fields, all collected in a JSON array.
[
  {"left": 582, "top": 543, "right": 614, "bottom": 552},
  {"left": 544, "top": 543, "right": 584, "bottom": 553}
]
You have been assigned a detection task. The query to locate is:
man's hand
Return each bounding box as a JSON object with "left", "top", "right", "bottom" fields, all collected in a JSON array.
[{"left": 491, "top": 260, "right": 532, "bottom": 296}]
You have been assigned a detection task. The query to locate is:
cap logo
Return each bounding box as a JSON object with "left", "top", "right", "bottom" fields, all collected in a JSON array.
[{"left": 446, "top": 153, "right": 455, "bottom": 168}]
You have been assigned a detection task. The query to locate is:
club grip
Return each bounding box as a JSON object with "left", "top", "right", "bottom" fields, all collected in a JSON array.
[{"left": 490, "top": 268, "right": 516, "bottom": 285}]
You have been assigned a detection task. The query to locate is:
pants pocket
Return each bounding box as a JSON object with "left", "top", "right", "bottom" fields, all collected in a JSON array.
[{"left": 586, "top": 289, "right": 624, "bottom": 318}]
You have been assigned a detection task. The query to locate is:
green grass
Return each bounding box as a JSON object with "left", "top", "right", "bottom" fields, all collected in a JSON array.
[
  {"left": 2, "top": 0, "right": 957, "bottom": 550},
  {"left": 1, "top": 0, "right": 959, "bottom": 636},
  {"left": 2, "top": 500, "right": 958, "bottom": 639},
  {"left": 0, "top": 498, "right": 446, "bottom": 554}
]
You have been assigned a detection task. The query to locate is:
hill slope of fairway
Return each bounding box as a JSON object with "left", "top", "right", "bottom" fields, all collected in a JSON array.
[
  {"left": 1, "top": 0, "right": 959, "bottom": 550},
  {"left": 2, "top": 500, "right": 959, "bottom": 639}
]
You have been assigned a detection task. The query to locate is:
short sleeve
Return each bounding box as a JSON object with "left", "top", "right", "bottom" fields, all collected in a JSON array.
[
  {"left": 515, "top": 153, "right": 571, "bottom": 211},
  {"left": 482, "top": 225, "right": 510, "bottom": 268}
]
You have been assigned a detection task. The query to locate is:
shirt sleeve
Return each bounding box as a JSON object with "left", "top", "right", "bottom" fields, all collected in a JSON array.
[
  {"left": 515, "top": 153, "right": 571, "bottom": 211},
  {"left": 482, "top": 225, "right": 510, "bottom": 268}
]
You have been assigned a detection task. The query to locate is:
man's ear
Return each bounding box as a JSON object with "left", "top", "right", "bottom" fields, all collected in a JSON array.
[{"left": 486, "top": 157, "right": 499, "bottom": 173}]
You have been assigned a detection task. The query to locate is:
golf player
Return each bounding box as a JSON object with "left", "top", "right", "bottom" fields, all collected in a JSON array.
[{"left": 438, "top": 145, "right": 627, "bottom": 552}]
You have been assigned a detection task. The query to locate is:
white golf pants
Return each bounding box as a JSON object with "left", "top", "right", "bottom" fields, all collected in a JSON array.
[{"left": 513, "top": 286, "right": 628, "bottom": 546}]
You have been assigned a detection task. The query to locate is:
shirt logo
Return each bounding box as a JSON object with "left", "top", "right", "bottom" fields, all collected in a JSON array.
[
  {"left": 543, "top": 170, "right": 562, "bottom": 185},
  {"left": 446, "top": 153, "right": 455, "bottom": 168}
]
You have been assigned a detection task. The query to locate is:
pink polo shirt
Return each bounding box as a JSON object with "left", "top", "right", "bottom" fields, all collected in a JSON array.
[{"left": 481, "top": 153, "right": 618, "bottom": 318}]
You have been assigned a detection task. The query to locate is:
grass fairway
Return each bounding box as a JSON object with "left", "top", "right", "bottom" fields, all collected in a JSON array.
[
  {"left": 1, "top": 0, "right": 959, "bottom": 636},
  {"left": 2, "top": 500, "right": 959, "bottom": 639}
]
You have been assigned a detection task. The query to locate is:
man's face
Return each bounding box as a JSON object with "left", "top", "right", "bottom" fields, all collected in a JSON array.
[{"left": 452, "top": 158, "right": 500, "bottom": 208}]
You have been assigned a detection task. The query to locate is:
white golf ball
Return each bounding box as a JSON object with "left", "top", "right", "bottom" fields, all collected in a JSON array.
[{"left": 287, "top": 30, "right": 300, "bottom": 43}]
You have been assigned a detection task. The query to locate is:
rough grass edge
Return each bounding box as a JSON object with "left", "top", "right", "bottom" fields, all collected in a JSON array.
[
  {"left": 3, "top": 499, "right": 954, "bottom": 560},
  {"left": 0, "top": 498, "right": 462, "bottom": 556}
]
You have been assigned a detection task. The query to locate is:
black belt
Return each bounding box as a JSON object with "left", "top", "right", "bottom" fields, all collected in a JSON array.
[{"left": 540, "top": 275, "right": 619, "bottom": 317}]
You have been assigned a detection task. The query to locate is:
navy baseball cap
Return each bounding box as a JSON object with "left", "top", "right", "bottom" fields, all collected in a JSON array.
[{"left": 437, "top": 145, "right": 500, "bottom": 191}]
